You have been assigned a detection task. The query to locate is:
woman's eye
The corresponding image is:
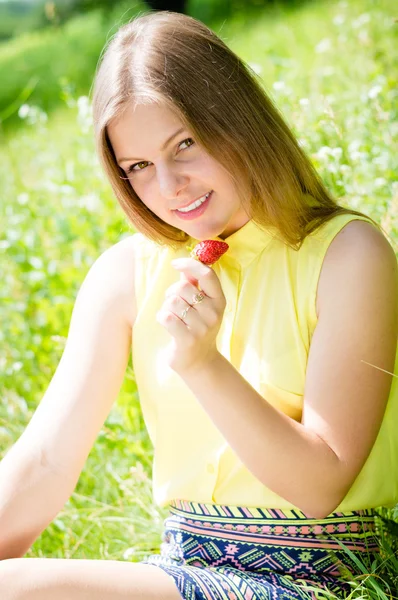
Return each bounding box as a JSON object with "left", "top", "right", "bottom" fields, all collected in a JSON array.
[
  {"left": 127, "top": 161, "right": 148, "bottom": 174},
  {"left": 179, "top": 137, "right": 195, "bottom": 150},
  {"left": 125, "top": 138, "right": 195, "bottom": 175}
]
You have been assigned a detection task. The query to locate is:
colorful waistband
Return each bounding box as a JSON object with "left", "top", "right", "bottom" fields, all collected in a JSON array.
[
  {"left": 167, "top": 499, "right": 379, "bottom": 553},
  {"left": 169, "top": 498, "right": 377, "bottom": 522}
]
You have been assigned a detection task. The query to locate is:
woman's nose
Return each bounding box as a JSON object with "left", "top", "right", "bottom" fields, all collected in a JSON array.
[{"left": 157, "top": 163, "right": 189, "bottom": 199}]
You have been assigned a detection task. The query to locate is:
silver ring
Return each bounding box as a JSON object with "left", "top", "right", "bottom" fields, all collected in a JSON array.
[
  {"left": 180, "top": 305, "right": 192, "bottom": 320},
  {"left": 192, "top": 292, "right": 205, "bottom": 305}
]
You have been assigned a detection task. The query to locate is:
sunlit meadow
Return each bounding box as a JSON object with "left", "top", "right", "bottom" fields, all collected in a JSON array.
[{"left": 0, "top": 0, "right": 397, "bottom": 597}]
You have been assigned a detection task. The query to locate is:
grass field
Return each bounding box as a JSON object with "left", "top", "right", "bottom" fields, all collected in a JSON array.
[{"left": 1, "top": 0, "right": 397, "bottom": 596}]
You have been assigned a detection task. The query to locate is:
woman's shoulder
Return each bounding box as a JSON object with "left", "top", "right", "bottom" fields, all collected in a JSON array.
[
  {"left": 316, "top": 215, "right": 395, "bottom": 268},
  {"left": 103, "top": 232, "right": 172, "bottom": 329},
  {"left": 299, "top": 213, "right": 391, "bottom": 272},
  {"left": 304, "top": 213, "right": 377, "bottom": 243},
  {"left": 315, "top": 216, "right": 397, "bottom": 319},
  {"left": 95, "top": 234, "right": 139, "bottom": 329}
]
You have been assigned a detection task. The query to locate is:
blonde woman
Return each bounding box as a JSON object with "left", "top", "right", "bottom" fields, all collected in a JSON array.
[{"left": 0, "top": 10, "right": 397, "bottom": 600}]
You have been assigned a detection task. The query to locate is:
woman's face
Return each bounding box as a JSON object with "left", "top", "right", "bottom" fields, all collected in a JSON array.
[{"left": 107, "top": 101, "right": 250, "bottom": 240}]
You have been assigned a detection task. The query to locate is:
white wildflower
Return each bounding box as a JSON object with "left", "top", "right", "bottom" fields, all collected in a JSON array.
[
  {"left": 330, "top": 147, "right": 343, "bottom": 160},
  {"left": 350, "top": 150, "right": 366, "bottom": 161},
  {"left": 77, "top": 95, "right": 93, "bottom": 133},
  {"left": 41, "top": 181, "right": 60, "bottom": 193},
  {"left": 123, "top": 548, "right": 136, "bottom": 560},
  {"left": 6, "top": 229, "right": 20, "bottom": 242},
  {"left": 248, "top": 62, "right": 262, "bottom": 75},
  {"left": 315, "top": 38, "right": 331, "bottom": 54},
  {"left": 352, "top": 13, "right": 370, "bottom": 29},
  {"left": 48, "top": 260, "right": 58, "bottom": 275},
  {"left": 18, "top": 104, "right": 48, "bottom": 125},
  {"left": 340, "top": 164, "right": 351, "bottom": 174},
  {"left": 348, "top": 140, "right": 362, "bottom": 153},
  {"left": 24, "top": 231, "right": 35, "bottom": 248},
  {"left": 372, "top": 153, "right": 389, "bottom": 168},
  {"left": 28, "top": 271, "right": 45, "bottom": 283},
  {"left": 78, "top": 193, "right": 100, "bottom": 212},
  {"left": 17, "top": 193, "right": 29, "bottom": 205},
  {"left": 350, "top": 196, "right": 361, "bottom": 208},
  {"left": 53, "top": 519, "right": 66, "bottom": 532},
  {"left": 272, "top": 81, "right": 285, "bottom": 91},
  {"left": 60, "top": 184, "right": 75, "bottom": 195},
  {"left": 333, "top": 15, "right": 345, "bottom": 26},
  {"left": 374, "top": 178, "right": 387, "bottom": 188},
  {"left": 315, "top": 146, "right": 333, "bottom": 160},
  {"left": 18, "top": 104, "right": 30, "bottom": 119},
  {"left": 368, "top": 85, "right": 382, "bottom": 99},
  {"left": 73, "top": 249, "right": 83, "bottom": 268},
  {"left": 29, "top": 256, "right": 43, "bottom": 270}
]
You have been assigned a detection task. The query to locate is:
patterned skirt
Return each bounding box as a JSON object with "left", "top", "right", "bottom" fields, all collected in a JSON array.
[{"left": 141, "top": 499, "right": 380, "bottom": 600}]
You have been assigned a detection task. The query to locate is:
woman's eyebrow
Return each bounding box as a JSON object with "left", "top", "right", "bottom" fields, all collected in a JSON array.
[{"left": 118, "top": 126, "right": 186, "bottom": 164}]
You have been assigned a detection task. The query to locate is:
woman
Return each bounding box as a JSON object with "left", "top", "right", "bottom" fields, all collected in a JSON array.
[{"left": 0, "top": 10, "right": 397, "bottom": 600}]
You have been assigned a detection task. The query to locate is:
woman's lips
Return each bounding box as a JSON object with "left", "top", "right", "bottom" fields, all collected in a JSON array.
[{"left": 174, "top": 191, "right": 213, "bottom": 220}]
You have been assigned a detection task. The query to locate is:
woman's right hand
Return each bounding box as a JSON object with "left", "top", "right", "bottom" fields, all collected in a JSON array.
[{"left": 0, "top": 235, "right": 138, "bottom": 560}]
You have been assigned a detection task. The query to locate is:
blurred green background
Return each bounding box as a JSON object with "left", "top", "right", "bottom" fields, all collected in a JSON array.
[
  {"left": 1, "top": 0, "right": 397, "bottom": 597},
  {"left": 0, "top": 0, "right": 302, "bottom": 131}
]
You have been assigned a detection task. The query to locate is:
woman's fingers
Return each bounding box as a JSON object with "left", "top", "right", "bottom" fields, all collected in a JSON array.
[
  {"left": 156, "top": 259, "right": 226, "bottom": 373},
  {"left": 171, "top": 258, "right": 224, "bottom": 300}
]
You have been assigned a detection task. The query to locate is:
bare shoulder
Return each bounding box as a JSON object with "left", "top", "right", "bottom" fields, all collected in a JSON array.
[
  {"left": 94, "top": 234, "right": 139, "bottom": 330},
  {"left": 316, "top": 219, "right": 397, "bottom": 318}
]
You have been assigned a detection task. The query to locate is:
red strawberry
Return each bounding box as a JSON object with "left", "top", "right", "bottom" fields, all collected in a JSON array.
[{"left": 190, "top": 240, "right": 229, "bottom": 266}]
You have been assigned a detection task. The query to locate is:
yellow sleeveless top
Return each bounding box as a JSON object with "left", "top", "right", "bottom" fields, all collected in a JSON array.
[{"left": 132, "top": 213, "right": 398, "bottom": 511}]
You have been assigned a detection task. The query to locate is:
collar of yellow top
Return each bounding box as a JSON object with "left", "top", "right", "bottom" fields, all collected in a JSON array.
[{"left": 187, "top": 218, "right": 275, "bottom": 269}]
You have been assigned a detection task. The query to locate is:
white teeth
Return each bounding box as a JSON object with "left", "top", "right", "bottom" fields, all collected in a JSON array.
[{"left": 178, "top": 192, "right": 210, "bottom": 213}]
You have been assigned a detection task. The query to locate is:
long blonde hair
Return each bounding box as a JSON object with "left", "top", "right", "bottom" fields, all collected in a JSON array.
[{"left": 91, "top": 10, "right": 381, "bottom": 250}]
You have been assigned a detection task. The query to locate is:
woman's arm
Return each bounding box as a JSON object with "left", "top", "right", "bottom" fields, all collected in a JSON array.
[
  {"left": 0, "top": 235, "right": 137, "bottom": 560},
  {"left": 177, "top": 221, "right": 398, "bottom": 518}
]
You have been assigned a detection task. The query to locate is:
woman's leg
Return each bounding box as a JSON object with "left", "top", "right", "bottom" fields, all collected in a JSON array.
[{"left": 0, "top": 558, "right": 182, "bottom": 600}]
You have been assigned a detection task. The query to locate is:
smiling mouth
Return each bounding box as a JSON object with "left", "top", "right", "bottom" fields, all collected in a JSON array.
[
  {"left": 174, "top": 191, "right": 212, "bottom": 213},
  {"left": 173, "top": 191, "right": 213, "bottom": 220}
]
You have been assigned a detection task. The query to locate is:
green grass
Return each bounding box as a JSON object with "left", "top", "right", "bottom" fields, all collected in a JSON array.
[
  {"left": 0, "top": 0, "right": 397, "bottom": 596},
  {"left": 0, "top": 0, "right": 150, "bottom": 130}
]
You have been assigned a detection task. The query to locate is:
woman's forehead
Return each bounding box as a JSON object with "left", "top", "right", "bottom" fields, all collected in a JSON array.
[
  {"left": 107, "top": 102, "right": 188, "bottom": 162},
  {"left": 110, "top": 101, "right": 184, "bottom": 134}
]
